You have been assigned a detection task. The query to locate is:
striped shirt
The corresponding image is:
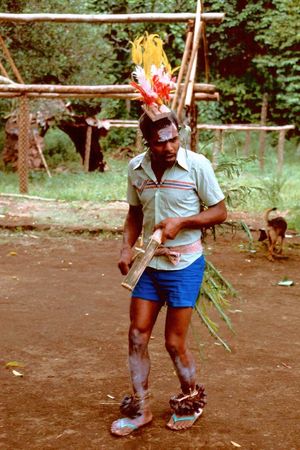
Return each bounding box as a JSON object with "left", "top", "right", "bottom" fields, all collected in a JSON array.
[{"left": 127, "top": 146, "right": 225, "bottom": 270}]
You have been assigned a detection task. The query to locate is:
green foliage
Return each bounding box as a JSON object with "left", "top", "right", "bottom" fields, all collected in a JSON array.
[
  {"left": 195, "top": 259, "right": 237, "bottom": 352},
  {"left": 43, "top": 128, "right": 81, "bottom": 167},
  {"left": 203, "top": 0, "right": 299, "bottom": 130}
]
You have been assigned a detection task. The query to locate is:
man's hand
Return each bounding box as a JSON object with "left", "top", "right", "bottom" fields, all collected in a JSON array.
[
  {"left": 118, "top": 247, "right": 134, "bottom": 275},
  {"left": 154, "top": 217, "right": 182, "bottom": 243}
]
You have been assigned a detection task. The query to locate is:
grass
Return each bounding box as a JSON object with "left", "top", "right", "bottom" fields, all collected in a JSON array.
[
  {"left": 0, "top": 129, "right": 299, "bottom": 230},
  {"left": 0, "top": 159, "right": 128, "bottom": 202}
]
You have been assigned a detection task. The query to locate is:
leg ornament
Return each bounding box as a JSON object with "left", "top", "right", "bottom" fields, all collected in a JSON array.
[
  {"left": 120, "top": 392, "right": 149, "bottom": 418},
  {"left": 167, "top": 384, "right": 207, "bottom": 431},
  {"left": 169, "top": 384, "right": 207, "bottom": 415},
  {"left": 111, "top": 392, "right": 152, "bottom": 436}
]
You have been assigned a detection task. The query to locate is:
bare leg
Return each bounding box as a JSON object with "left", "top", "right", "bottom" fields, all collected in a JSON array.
[
  {"left": 165, "top": 307, "right": 203, "bottom": 430},
  {"left": 111, "top": 298, "right": 162, "bottom": 436},
  {"left": 165, "top": 306, "right": 196, "bottom": 392}
]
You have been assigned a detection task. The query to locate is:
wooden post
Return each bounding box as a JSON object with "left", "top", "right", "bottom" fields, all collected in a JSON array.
[
  {"left": 184, "top": 0, "right": 203, "bottom": 109},
  {"left": 190, "top": 102, "right": 198, "bottom": 151},
  {"left": 258, "top": 93, "right": 268, "bottom": 171},
  {"left": 84, "top": 126, "right": 92, "bottom": 172},
  {"left": 176, "top": 19, "right": 203, "bottom": 120},
  {"left": 33, "top": 133, "right": 51, "bottom": 178},
  {"left": 277, "top": 129, "right": 286, "bottom": 173},
  {"left": 18, "top": 95, "right": 30, "bottom": 193},
  {"left": 171, "top": 21, "right": 193, "bottom": 111},
  {"left": 244, "top": 130, "right": 251, "bottom": 156},
  {"left": 0, "top": 12, "right": 225, "bottom": 25},
  {"left": 0, "top": 35, "right": 24, "bottom": 83},
  {"left": 135, "top": 129, "right": 143, "bottom": 152},
  {"left": 212, "top": 129, "right": 221, "bottom": 168}
]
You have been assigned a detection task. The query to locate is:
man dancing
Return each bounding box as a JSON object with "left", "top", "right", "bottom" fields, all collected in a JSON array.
[{"left": 111, "top": 111, "right": 227, "bottom": 436}]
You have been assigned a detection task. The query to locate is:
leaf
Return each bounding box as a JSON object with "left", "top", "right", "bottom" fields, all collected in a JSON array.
[
  {"left": 5, "top": 361, "right": 25, "bottom": 368},
  {"left": 277, "top": 280, "right": 294, "bottom": 286},
  {"left": 12, "top": 369, "right": 23, "bottom": 377}
]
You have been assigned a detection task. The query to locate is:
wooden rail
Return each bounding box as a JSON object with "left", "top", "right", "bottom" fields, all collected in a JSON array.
[
  {"left": 0, "top": 12, "right": 224, "bottom": 24},
  {"left": 197, "top": 124, "right": 295, "bottom": 171}
]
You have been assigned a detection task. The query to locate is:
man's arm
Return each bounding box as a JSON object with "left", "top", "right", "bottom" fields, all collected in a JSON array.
[
  {"left": 118, "top": 204, "right": 144, "bottom": 275},
  {"left": 154, "top": 200, "right": 227, "bottom": 242}
]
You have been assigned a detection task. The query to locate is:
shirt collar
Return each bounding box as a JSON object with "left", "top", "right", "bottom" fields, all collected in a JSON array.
[{"left": 132, "top": 147, "right": 188, "bottom": 171}]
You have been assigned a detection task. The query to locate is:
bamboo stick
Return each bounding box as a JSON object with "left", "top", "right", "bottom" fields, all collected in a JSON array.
[
  {"left": 171, "top": 21, "right": 194, "bottom": 111},
  {"left": 0, "top": 13, "right": 224, "bottom": 24},
  {"left": 176, "top": 21, "right": 203, "bottom": 119},
  {"left": 185, "top": 0, "right": 203, "bottom": 108},
  {"left": 196, "top": 124, "right": 294, "bottom": 131},
  {"left": 243, "top": 130, "right": 251, "bottom": 156},
  {"left": 0, "top": 91, "right": 219, "bottom": 100},
  {"left": 33, "top": 133, "right": 52, "bottom": 178},
  {"left": 202, "top": 23, "right": 210, "bottom": 82},
  {"left": 258, "top": 93, "right": 268, "bottom": 171},
  {"left": 0, "top": 82, "right": 216, "bottom": 94},
  {"left": 277, "top": 129, "right": 286, "bottom": 173},
  {"left": 0, "top": 60, "right": 9, "bottom": 77},
  {"left": 0, "top": 35, "right": 24, "bottom": 83},
  {"left": 84, "top": 126, "right": 92, "bottom": 172}
]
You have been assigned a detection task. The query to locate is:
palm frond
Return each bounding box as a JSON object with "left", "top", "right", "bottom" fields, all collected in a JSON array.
[{"left": 194, "top": 258, "right": 237, "bottom": 352}]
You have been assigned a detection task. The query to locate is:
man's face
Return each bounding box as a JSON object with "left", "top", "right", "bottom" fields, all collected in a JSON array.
[{"left": 148, "top": 123, "right": 180, "bottom": 168}]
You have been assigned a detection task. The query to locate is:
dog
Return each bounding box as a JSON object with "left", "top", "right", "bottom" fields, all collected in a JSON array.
[{"left": 258, "top": 207, "right": 288, "bottom": 261}]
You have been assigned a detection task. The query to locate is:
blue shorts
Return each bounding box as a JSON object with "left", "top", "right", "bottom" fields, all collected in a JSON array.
[{"left": 132, "top": 255, "right": 205, "bottom": 308}]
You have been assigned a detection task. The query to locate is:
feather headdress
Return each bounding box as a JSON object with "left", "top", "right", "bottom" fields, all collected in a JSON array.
[{"left": 130, "top": 33, "right": 177, "bottom": 120}]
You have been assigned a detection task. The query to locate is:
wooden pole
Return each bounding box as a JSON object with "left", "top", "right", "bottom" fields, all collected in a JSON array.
[
  {"left": 0, "top": 12, "right": 225, "bottom": 25},
  {"left": 0, "top": 60, "right": 9, "bottom": 77},
  {"left": 258, "top": 93, "right": 268, "bottom": 171},
  {"left": 212, "top": 129, "right": 221, "bottom": 168},
  {"left": 135, "top": 129, "right": 143, "bottom": 152},
  {"left": 196, "top": 124, "right": 294, "bottom": 131},
  {"left": 185, "top": 0, "right": 203, "bottom": 109},
  {"left": 190, "top": 102, "right": 198, "bottom": 151},
  {"left": 33, "top": 133, "right": 51, "bottom": 178},
  {"left": 202, "top": 23, "right": 210, "bottom": 82},
  {"left": 244, "top": 130, "right": 251, "bottom": 156},
  {"left": 176, "top": 21, "right": 203, "bottom": 120},
  {"left": 171, "top": 21, "right": 194, "bottom": 111},
  {"left": 84, "top": 126, "right": 92, "bottom": 172},
  {"left": 18, "top": 95, "right": 30, "bottom": 194},
  {"left": 277, "top": 129, "right": 286, "bottom": 173},
  {"left": 0, "top": 35, "right": 24, "bottom": 83},
  {"left": 0, "top": 82, "right": 216, "bottom": 95}
]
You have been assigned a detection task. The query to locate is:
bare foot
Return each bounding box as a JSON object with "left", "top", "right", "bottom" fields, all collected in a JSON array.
[
  {"left": 166, "top": 409, "right": 203, "bottom": 431},
  {"left": 110, "top": 412, "right": 153, "bottom": 436}
]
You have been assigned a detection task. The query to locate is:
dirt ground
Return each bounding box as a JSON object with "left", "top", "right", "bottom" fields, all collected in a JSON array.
[{"left": 0, "top": 203, "right": 300, "bottom": 449}]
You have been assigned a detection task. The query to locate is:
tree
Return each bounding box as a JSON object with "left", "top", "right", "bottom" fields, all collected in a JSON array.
[
  {"left": 202, "top": 0, "right": 299, "bottom": 130},
  {"left": 0, "top": 0, "right": 118, "bottom": 170}
]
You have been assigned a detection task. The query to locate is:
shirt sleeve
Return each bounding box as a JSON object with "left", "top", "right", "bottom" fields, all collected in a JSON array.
[
  {"left": 126, "top": 165, "right": 141, "bottom": 206},
  {"left": 195, "top": 155, "right": 225, "bottom": 206}
]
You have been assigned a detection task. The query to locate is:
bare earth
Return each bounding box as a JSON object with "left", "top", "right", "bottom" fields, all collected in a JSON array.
[{"left": 0, "top": 203, "right": 299, "bottom": 449}]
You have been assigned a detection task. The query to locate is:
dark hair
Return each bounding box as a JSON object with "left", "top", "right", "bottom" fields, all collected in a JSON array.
[{"left": 139, "top": 110, "right": 179, "bottom": 143}]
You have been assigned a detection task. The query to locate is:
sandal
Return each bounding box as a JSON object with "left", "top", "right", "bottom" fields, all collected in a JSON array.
[
  {"left": 167, "top": 384, "right": 207, "bottom": 431},
  {"left": 166, "top": 410, "right": 203, "bottom": 430},
  {"left": 110, "top": 392, "right": 152, "bottom": 437}
]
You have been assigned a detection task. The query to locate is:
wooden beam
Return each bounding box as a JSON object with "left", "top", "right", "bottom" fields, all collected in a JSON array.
[
  {"left": 197, "top": 124, "right": 295, "bottom": 131},
  {"left": 185, "top": 0, "right": 203, "bottom": 108},
  {"left": 0, "top": 12, "right": 224, "bottom": 25},
  {"left": 0, "top": 82, "right": 216, "bottom": 95}
]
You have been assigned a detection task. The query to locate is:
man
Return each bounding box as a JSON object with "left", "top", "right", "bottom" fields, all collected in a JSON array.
[{"left": 111, "top": 111, "right": 227, "bottom": 436}]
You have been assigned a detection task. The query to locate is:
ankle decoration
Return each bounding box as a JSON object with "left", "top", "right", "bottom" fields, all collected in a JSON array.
[
  {"left": 120, "top": 392, "right": 150, "bottom": 418},
  {"left": 169, "top": 384, "right": 207, "bottom": 415}
]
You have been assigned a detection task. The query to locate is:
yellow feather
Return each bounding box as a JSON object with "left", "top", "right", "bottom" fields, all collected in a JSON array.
[{"left": 131, "top": 32, "right": 173, "bottom": 78}]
